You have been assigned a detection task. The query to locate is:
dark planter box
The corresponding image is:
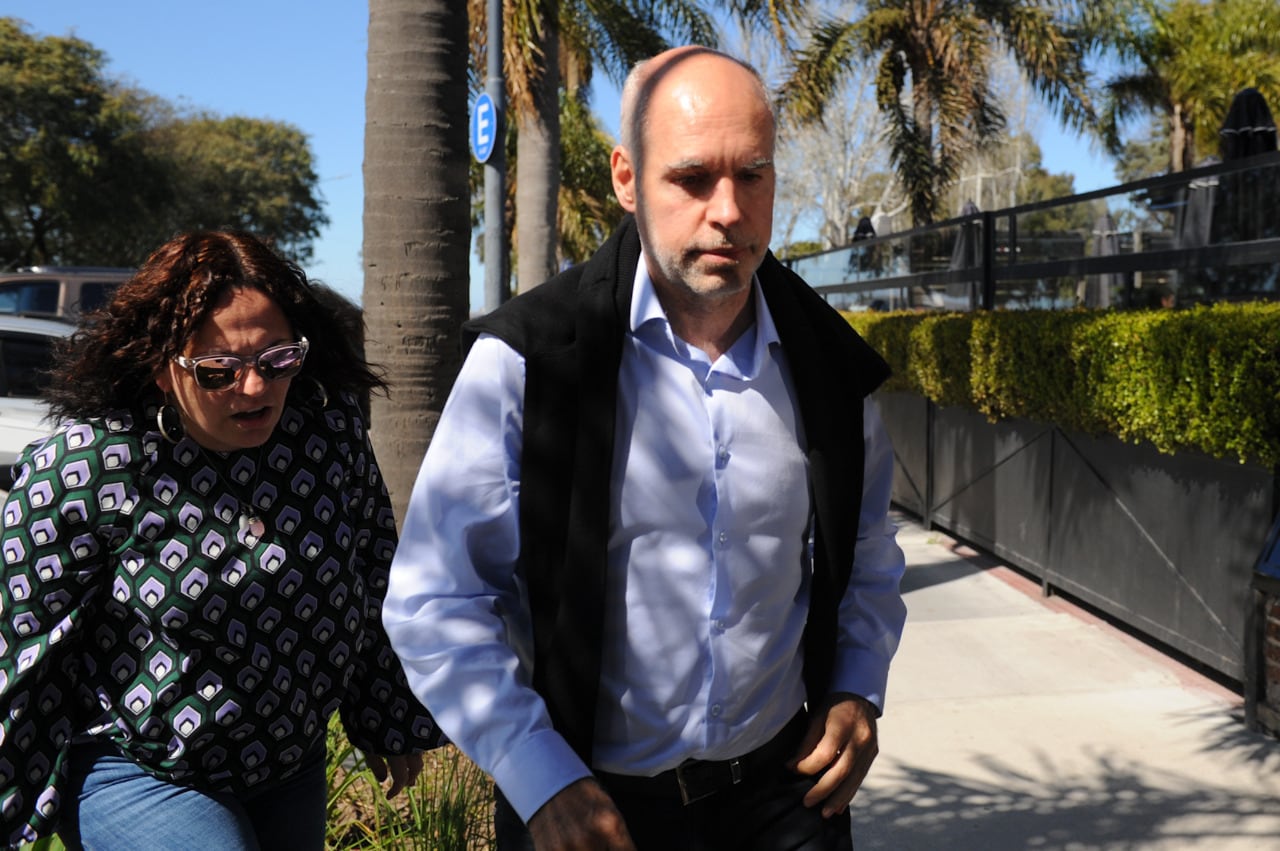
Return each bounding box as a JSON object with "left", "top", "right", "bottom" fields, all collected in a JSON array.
[
  {"left": 928, "top": 404, "right": 1056, "bottom": 574},
  {"left": 876, "top": 393, "right": 928, "bottom": 517},
  {"left": 878, "top": 390, "right": 1276, "bottom": 680}
]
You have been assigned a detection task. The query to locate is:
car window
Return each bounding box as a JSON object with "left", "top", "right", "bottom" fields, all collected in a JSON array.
[
  {"left": 0, "top": 332, "right": 55, "bottom": 397},
  {"left": 76, "top": 281, "right": 120, "bottom": 314},
  {"left": 0, "top": 280, "right": 60, "bottom": 315}
]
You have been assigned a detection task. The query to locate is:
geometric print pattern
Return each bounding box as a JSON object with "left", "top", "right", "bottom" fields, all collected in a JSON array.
[{"left": 0, "top": 390, "right": 439, "bottom": 845}]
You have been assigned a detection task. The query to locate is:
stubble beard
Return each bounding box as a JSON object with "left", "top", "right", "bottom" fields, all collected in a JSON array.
[
  {"left": 669, "top": 248, "right": 752, "bottom": 301},
  {"left": 640, "top": 224, "right": 757, "bottom": 311}
]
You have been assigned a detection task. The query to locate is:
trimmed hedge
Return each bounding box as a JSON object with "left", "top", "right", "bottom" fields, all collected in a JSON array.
[{"left": 846, "top": 303, "right": 1280, "bottom": 466}]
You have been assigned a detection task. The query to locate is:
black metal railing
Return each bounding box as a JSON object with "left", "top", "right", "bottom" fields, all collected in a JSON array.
[{"left": 785, "top": 150, "right": 1280, "bottom": 312}]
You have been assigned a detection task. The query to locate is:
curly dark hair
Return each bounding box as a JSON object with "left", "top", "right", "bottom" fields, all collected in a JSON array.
[{"left": 45, "top": 230, "right": 387, "bottom": 422}]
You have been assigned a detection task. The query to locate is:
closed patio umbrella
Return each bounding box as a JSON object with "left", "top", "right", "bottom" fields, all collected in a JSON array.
[
  {"left": 1219, "top": 87, "right": 1277, "bottom": 161},
  {"left": 1212, "top": 89, "right": 1279, "bottom": 243}
]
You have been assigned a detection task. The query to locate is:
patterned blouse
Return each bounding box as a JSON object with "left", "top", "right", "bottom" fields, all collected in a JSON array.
[{"left": 0, "top": 390, "right": 439, "bottom": 845}]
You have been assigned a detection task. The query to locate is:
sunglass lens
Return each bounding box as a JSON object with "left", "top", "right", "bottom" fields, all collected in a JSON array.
[
  {"left": 258, "top": 345, "right": 305, "bottom": 379},
  {"left": 194, "top": 357, "right": 241, "bottom": 390}
]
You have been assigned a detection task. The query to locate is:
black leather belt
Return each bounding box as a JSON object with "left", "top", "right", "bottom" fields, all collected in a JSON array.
[{"left": 596, "top": 710, "right": 807, "bottom": 806}]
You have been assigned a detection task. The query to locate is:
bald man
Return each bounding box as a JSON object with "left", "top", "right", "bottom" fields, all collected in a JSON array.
[{"left": 384, "top": 47, "right": 907, "bottom": 850}]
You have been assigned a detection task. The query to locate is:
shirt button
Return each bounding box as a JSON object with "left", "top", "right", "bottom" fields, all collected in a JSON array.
[
  {"left": 717, "top": 531, "right": 728, "bottom": 547},
  {"left": 714, "top": 619, "right": 728, "bottom": 632},
  {"left": 710, "top": 704, "right": 723, "bottom": 718}
]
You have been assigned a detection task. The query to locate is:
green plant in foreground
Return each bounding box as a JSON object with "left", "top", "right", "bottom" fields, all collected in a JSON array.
[{"left": 327, "top": 717, "right": 495, "bottom": 850}]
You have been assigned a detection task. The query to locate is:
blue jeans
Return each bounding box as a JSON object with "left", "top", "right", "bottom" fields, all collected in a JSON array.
[{"left": 60, "top": 740, "right": 328, "bottom": 850}]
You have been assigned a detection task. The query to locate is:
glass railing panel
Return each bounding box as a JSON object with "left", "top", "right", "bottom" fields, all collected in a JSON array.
[{"left": 791, "top": 152, "right": 1280, "bottom": 310}]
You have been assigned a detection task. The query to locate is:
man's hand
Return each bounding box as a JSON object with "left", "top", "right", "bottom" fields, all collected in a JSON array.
[
  {"left": 361, "top": 751, "right": 424, "bottom": 799},
  {"left": 786, "top": 693, "right": 879, "bottom": 817},
  {"left": 528, "top": 777, "right": 636, "bottom": 851}
]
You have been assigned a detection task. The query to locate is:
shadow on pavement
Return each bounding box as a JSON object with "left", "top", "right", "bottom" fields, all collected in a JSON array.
[
  {"left": 1189, "top": 706, "right": 1280, "bottom": 770},
  {"left": 855, "top": 743, "right": 1280, "bottom": 850},
  {"left": 898, "top": 559, "right": 986, "bottom": 594}
]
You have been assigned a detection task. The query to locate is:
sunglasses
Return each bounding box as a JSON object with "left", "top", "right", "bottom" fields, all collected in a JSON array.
[{"left": 175, "top": 337, "right": 309, "bottom": 391}]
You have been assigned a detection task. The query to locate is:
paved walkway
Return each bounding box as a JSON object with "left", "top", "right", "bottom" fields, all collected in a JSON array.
[{"left": 854, "top": 513, "right": 1280, "bottom": 850}]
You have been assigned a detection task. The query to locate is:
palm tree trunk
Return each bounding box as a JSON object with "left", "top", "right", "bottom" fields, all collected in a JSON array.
[
  {"left": 515, "top": 13, "right": 561, "bottom": 294},
  {"left": 1170, "top": 104, "right": 1193, "bottom": 173},
  {"left": 362, "top": 0, "right": 471, "bottom": 526},
  {"left": 911, "top": 73, "right": 937, "bottom": 225}
]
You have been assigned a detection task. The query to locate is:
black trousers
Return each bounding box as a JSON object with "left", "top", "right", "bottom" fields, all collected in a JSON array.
[{"left": 494, "top": 755, "right": 853, "bottom": 851}]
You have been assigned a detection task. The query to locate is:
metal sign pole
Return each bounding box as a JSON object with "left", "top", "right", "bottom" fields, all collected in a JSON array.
[{"left": 482, "top": 0, "right": 508, "bottom": 313}]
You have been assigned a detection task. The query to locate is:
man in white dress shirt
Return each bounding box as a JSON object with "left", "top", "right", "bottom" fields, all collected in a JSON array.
[{"left": 383, "top": 46, "right": 907, "bottom": 850}]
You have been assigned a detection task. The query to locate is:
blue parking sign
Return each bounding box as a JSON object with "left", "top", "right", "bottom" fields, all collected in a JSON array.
[{"left": 471, "top": 93, "right": 497, "bottom": 164}]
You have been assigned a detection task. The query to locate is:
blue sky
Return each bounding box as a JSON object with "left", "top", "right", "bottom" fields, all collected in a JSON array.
[{"left": 10, "top": 2, "right": 1116, "bottom": 311}]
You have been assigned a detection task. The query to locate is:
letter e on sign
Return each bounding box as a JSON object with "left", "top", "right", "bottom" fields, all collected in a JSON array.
[{"left": 471, "top": 93, "right": 497, "bottom": 164}]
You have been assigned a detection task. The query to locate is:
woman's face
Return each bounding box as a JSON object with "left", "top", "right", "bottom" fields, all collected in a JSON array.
[{"left": 156, "top": 286, "right": 298, "bottom": 451}]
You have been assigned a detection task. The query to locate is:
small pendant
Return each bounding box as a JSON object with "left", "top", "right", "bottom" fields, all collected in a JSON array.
[{"left": 239, "top": 512, "right": 266, "bottom": 539}]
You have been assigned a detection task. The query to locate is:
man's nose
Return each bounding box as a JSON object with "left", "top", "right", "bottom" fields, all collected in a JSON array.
[{"left": 707, "top": 177, "right": 743, "bottom": 226}]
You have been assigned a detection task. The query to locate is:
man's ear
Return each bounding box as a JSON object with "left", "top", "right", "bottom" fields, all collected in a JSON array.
[
  {"left": 611, "top": 146, "right": 637, "bottom": 213},
  {"left": 155, "top": 369, "right": 172, "bottom": 395}
]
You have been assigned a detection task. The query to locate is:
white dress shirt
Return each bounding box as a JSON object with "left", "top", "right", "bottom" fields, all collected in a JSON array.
[{"left": 383, "top": 263, "right": 907, "bottom": 823}]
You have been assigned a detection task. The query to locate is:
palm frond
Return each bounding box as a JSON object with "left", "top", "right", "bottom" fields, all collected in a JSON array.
[
  {"left": 572, "top": 0, "right": 716, "bottom": 87},
  {"left": 777, "top": 17, "right": 865, "bottom": 124},
  {"left": 724, "top": 0, "right": 811, "bottom": 52}
]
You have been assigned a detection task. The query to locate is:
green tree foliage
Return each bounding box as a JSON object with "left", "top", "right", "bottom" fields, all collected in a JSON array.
[
  {"left": 0, "top": 18, "right": 152, "bottom": 266},
  {"left": 778, "top": 0, "right": 1096, "bottom": 227},
  {"left": 149, "top": 115, "right": 329, "bottom": 262},
  {"left": 557, "top": 93, "right": 625, "bottom": 264},
  {"left": 1115, "top": 123, "right": 1171, "bottom": 184},
  {"left": 776, "top": 239, "right": 822, "bottom": 259},
  {"left": 1014, "top": 139, "right": 1096, "bottom": 235},
  {"left": 0, "top": 18, "right": 327, "bottom": 268},
  {"left": 1098, "top": 0, "right": 1280, "bottom": 172}
]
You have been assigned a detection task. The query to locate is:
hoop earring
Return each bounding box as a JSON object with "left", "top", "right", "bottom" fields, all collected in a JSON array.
[
  {"left": 305, "top": 376, "right": 329, "bottom": 408},
  {"left": 157, "top": 402, "right": 184, "bottom": 444}
]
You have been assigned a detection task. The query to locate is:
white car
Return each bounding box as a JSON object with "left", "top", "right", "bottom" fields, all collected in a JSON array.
[
  {"left": 0, "top": 267, "right": 131, "bottom": 321},
  {"left": 0, "top": 315, "right": 73, "bottom": 491}
]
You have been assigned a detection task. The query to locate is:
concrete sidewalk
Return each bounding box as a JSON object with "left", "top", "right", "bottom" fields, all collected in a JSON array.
[{"left": 854, "top": 513, "right": 1280, "bottom": 850}]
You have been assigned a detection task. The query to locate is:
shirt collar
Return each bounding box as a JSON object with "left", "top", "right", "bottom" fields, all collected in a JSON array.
[
  {"left": 629, "top": 260, "right": 781, "bottom": 379},
  {"left": 629, "top": 259, "right": 668, "bottom": 334}
]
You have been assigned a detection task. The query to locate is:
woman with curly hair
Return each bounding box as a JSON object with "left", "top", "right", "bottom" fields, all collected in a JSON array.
[{"left": 0, "top": 231, "right": 440, "bottom": 848}]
